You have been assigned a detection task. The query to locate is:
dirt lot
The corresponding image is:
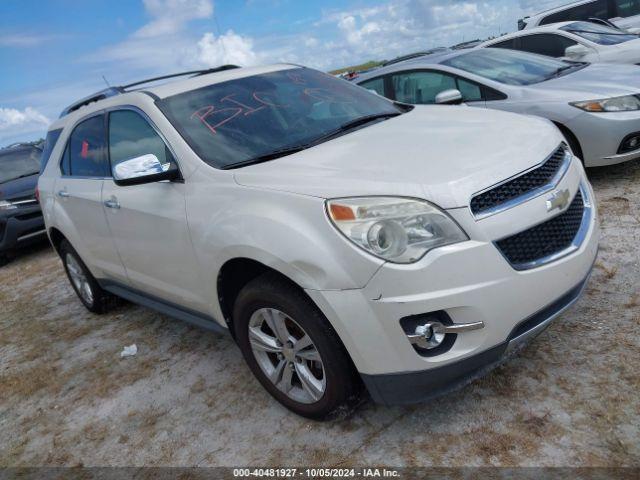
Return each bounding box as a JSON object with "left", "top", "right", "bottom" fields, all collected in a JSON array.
[{"left": 1, "top": 161, "right": 639, "bottom": 468}]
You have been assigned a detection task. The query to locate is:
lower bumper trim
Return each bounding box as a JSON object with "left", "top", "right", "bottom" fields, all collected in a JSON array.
[{"left": 361, "top": 265, "right": 593, "bottom": 406}]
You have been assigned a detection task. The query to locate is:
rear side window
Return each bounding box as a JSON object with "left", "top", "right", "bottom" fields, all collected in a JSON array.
[
  {"left": 491, "top": 38, "right": 518, "bottom": 49},
  {"left": 540, "top": 0, "right": 610, "bottom": 25},
  {"left": 520, "top": 34, "right": 578, "bottom": 58},
  {"left": 67, "top": 115, "right": 108, "bottom": 177},
  {"left": 359, "top": 77, "right": 386, "bottom": 97},
  {"left": 108, "top": 110, "right": 174, "bottom": 172},
  {"left": 616, "top": 0, "right": 640, "bottom": 17},
  {"left": 40, "top": 129, "right": 62, "bottom": 173}
]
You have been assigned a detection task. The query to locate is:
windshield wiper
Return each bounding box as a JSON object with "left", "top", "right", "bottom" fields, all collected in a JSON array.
[
  {"left": 222, "top": 146, "right": 309, "bottom": 170},
  {"left": 546, "top": 64, "right": 582, "bottom": 80},
  {"left": 223, "top": 112, "right": 401, "bottom": 170}
]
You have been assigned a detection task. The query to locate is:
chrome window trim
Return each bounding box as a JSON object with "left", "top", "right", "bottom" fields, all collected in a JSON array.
[
  {"left": 494, "top": 182, "right": 592, "bottom": 271},
  {"left": 470, "top": 144, "right": 572, "bottom": 220}
]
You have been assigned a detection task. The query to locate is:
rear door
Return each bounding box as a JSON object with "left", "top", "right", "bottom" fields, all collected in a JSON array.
[
  {"left": 53, "top": 114, "right": 127, "bottom": 282},
  {"left": 101, "top": 108, "right": 206, "bottom": 310}
]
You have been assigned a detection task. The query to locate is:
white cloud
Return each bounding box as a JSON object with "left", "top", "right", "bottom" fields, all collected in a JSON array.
[
  {"left": 194, "top": 30, "right": 258, "bottom": 67},
  {"left": 0, "top": 33, "right": 60, "bottom": 47},
  {"left": 135, "top": 0, "right": 213, "bottom": 37},
  {"left": 0, "top": 107, "right": 50, "bottom": 145},
  {"left": 0, "top": 107, "right": 49, "bottom": 131}
]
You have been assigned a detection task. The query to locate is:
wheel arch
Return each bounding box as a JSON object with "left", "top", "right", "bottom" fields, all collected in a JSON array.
[
  {"left": 552, "top": 121, "right": 584, "bottom": 162},
  {"left": 217, "top": 257, "right": 306, "bottom": 337}
]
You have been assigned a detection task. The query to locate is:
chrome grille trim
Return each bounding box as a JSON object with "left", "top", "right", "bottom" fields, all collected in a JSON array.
[
  {"left": 494, "top": 183, "right": 592, "bottom": 271},
  {"left": 470, "top": 144, "right": 572, "bottom": 220}
]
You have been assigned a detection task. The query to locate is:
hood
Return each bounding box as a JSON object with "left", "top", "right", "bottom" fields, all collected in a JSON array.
[
  {"left": 234, "top": 106, "right": 563, "bottom": 209},
  {"left": 529, "top": 63, "right": 640, "bottom": 101},
  {"left": 600, "top": 38, "right": 640, "bottom": 64},
  {"left": 0, "top": 173, "right": 38, "bottom": 202}
]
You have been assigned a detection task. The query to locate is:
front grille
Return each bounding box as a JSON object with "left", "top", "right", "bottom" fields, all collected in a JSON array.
[
  {"left": 471, "top": 145, "right": 567, "bottom": 216},
  {"left": 495, "top": 190, "right": 585, "bottom": 269}
]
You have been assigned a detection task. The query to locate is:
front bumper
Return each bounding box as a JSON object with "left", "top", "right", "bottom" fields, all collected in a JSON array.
[
  {"left": 361, "top": 266, "right": 593, "bottom": 405},
  {"left": 0, "top": 205, "right": 46, "bottom": 254},
  {"left": 306, "top": 158, "right": 599, "bottom": 403},
  {"left": 568, "top": 110, "right": 640, "bottom": 167}
]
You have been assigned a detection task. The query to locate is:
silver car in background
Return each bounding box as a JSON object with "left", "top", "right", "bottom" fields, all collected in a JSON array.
[{"left": 357, "top": 48, "right": 640, "bottom": 167}]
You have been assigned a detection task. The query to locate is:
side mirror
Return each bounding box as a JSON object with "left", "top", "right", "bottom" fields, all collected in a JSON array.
[
  {"left": 564, "top": 44, "right": 591, "bottom": 60},
  {"left": 435, "top": 89, "right": 464, "bottom": 105},
  {"left": 113, "top": 153, "right": 181, "bottom": 186}
]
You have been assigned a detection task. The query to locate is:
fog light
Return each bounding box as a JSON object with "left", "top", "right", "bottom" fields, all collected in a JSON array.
[
  {"left": 406, "top": 320, "right": 485, "bottom": 350},
  {"left": 618, "top": 133, "right": 640, "bottom": 154}
]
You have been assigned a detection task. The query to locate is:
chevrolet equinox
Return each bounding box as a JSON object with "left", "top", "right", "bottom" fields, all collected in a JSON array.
[{"left": 38, "top": 65, "right": 599, "bottom": 419}]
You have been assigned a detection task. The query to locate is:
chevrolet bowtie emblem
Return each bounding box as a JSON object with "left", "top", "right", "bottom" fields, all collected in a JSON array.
[{"left": 546, "top": 189, "right": 571, "bottom": 213}]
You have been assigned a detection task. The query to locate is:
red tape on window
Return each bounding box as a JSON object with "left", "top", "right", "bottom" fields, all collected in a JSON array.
[{"left": 81, "top": 140, "right": 89, "bottom": 159}]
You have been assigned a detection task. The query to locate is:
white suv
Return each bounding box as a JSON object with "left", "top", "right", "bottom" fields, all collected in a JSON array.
[
  {"left": 39, "top": 64, "right": 600, "bottom": 418},
  {"left": 519, "top": 0, "right": 640, "bottom": 31}
]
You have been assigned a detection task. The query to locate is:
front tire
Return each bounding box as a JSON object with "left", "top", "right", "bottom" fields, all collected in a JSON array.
[
  {"left": 59, "top": 240, "right": 115, "bottom": 314},
  {"left": 234, "top": 273, "right": 361, "bottom": 419}
]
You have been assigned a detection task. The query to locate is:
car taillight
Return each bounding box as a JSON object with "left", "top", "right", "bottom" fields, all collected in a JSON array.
[{"left": 35, "top": 185, "right": 40, "bottom": 203}]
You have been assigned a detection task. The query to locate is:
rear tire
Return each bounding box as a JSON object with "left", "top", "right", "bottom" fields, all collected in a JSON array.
[
  {"left": 59, "top": 240, "right": 116, "bottom": 314},
  {"left": 0, "top": 254, "right": 9, "bottom": 268},
  {"left": 233, "top": 273, "right": 361, "bottom": 419}
]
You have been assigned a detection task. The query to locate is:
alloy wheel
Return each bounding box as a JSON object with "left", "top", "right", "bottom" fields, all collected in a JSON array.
[
  {"left": 248, "top": 307, "right": 326, "bottom": 404},
  {"left": 65, "top": 253, "right": 93, "bottom": 305}
]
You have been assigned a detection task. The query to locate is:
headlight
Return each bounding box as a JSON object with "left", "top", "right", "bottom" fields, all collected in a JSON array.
[
  {"left": 326, "top": 197, "right": 468, "bottom": 264},
  {"left": 0, "top": 200, "right": 17, "bottom": 211},
  {"left": 571, "top": 95, "right": 640, "bottom": 112}
]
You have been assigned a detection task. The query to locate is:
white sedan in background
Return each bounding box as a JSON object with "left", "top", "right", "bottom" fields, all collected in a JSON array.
[{"left": 479, "top": 21, "right": 640, "bottom": 64}]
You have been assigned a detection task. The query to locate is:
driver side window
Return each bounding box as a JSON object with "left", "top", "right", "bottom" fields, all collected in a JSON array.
[
  {"left": 391, "top": 71, "right": 457, "bottom": 104},
  {"left": 108, "top": 110, "right": 175, "bottom": 173}
]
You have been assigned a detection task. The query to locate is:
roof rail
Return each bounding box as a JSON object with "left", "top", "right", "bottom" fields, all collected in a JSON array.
[
  {"left": 382, "top": 49, "right": 448, "bottom": 66},
  {"left": 59, "top": 65, "right": 241, "bottom": 118},
  {"left": 59, "top": 87, "right": 125, "bottom": 118}
]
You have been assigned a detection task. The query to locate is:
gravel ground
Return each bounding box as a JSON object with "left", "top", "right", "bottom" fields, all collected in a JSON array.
[{"left": 1, "top": 161, "right": 639, "bottom": 468}]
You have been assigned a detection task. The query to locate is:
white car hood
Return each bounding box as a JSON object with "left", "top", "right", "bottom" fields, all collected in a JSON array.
[
  {"left": 234, "top": 106, "right": 563, "bottom": 209},
  {"left": 599, "top": 38, "right": 640, "bottom": 64},
  {"left": 529, "top": 63, "right": 640, "bottom": 101}
]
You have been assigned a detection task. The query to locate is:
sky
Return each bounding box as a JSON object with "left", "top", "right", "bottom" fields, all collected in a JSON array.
[{"left": 0, "top": 0, "right": 567, "bottom": 146}]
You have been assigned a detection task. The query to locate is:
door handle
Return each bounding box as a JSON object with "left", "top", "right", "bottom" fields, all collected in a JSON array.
[
  {"left": 57, "top": 190, "right": 70, "bottom": 198},
  {"left": 104, "top": 198, "right": 120, "bottom": 209}
]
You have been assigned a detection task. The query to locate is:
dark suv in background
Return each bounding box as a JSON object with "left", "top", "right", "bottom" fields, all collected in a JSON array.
[{"left": 0, "top": 141, "right": 45, "bottom": 266}]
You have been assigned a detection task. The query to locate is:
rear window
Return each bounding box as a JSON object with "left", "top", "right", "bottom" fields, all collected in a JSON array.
[
  {"left": 157, "top": 67, "right": 400, "bottom": 169},
  {"left": 40, "top": 129, "right": 62, "bottom": 173},
  {"left": 0, "top": 147, "right": 41, "bottom": 184}
]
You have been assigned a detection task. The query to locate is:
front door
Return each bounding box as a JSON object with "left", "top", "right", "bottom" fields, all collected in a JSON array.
[{"left": 101, "top": 108, "right": 206, "bottom": 311}]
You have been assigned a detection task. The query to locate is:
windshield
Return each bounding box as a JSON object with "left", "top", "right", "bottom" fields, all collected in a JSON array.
[
  {"left": 158, "top": 67, "right": 402, "bottom": 169},
  {"left": 0, "top": 147, "right": 41, "bottom": 183},
  {"left": 561, "top": 21, "right": 638, "bottom": 45},
  {"left": 443, "top": 49, "right": 586, "bottom": 85}
]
